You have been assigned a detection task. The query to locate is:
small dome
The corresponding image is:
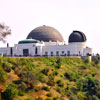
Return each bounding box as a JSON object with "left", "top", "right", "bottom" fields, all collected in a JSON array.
[
  {"left": 27, "top": 25, "right": 64, "bottom": 42},
  {"left": 68, "top": 30, "right": 87, "bottom": 43},
  {"left": 18, "top": 39, "right": 40, "bottom": 44}
]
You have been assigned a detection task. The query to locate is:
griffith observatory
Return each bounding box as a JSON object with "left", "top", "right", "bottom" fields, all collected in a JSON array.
[{"left": 0, "top": 25, "right": 92, "bottom": 57}]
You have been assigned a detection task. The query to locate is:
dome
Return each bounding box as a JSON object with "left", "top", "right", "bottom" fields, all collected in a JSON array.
[
  {"left": 27, "top": 25, "right": 64, "bottom": 42},
  {"left": 18, "top": 39, "right": 40, "bottom": 44},
  {"left": 68, "top": 30, "right": 87, "bottom": 43}
]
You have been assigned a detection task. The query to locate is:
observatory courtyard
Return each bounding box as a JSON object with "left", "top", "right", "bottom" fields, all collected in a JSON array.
[{"left": 0, "top": 25, "right": 92, "bottom": 57}]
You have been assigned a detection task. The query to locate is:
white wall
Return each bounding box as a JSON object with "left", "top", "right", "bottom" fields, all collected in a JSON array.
[{"left": 0, "top": 41, "right": 92, "bottom": 57}]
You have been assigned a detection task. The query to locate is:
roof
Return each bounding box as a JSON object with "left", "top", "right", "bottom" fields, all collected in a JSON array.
[
  {"left": 27, "top": 25, "right": 64, "bottom": 42},
  {"left": 68, "top": 30, "right": 87, "bottom": 43},
  {"left": 18, "top": 39, "right": 40, "bottom": 44}
]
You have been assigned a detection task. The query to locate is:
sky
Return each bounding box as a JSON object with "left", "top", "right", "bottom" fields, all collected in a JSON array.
[{"left": 0, "top": 0, "right": 100, "bottom": 53}]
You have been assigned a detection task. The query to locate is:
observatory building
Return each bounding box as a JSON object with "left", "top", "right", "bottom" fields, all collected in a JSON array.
[{"left": 0, "top": 25, "right": 92, "bottom": 57}]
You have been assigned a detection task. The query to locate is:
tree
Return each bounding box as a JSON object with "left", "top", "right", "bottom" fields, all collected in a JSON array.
[{"left": 0, "top": 22, "right": 11, "bottom": 43}]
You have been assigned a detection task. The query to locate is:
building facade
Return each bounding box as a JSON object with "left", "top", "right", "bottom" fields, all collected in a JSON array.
[{"left": 0, "top": 25, "right": 93, "bottom": 57}]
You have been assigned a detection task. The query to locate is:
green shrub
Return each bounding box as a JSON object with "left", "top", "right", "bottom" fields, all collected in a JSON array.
[
  {"left": 93, "top": 57, "right": 99, "bottom": 64},
  {"left": 84, "top": 57, "right": 89, "bottom": 64},
  {"left": 92, "top": 95, "right": 99, "bottom": 100},
  {"left": 56, "top": 87, "right": 62, "bottom": 93},
  {"left": 69, "top": 94, "right": 78, "bottom": 100},
  {"left": 0, "top": 68, "right": 6, "bottom": 83},
  {"left": 47, "top": 80, "right": 55, "bottom": 86},
  {"left": 3, "top": 83, "right": 18, "bottom": 100},
  {"left": 45, "top": 98, "right": 51, "bottom": 100},
  {"left": 20, "top": 82, "right": 27, "bottom": 91},
  {"left": 77, "top": 76, "right": 100, "bottom": 96},
  {"left": 53, "top": 97, "right": 58, "bottom": 100},
  {"left": 53, "top": 71, "right": 58, "bottom": 76},
  {"left": 64, "top": 72, "right": 77, "bottom": 81},
  {"left": 41, "top": 68, "right": 49, "bottom": 75},
  {"left": 56, "top": 80, "right": 64, "bottom": 87},
  {"left": 46, "top": 93, "right": 52, "bottom": 97},
  {"left": 34, "top": 87, "right": 41, "bottom": 92},
  {"left": 42, "top": 86, "right": 50, "bottom": 91},
  {"left": 35, "top": 97, "right": 43, "bottom": 100},
  {"left": 18, "top": 90, "right": 25, "bottom": 96},
  {"left": 2, "top": 62, "right": 12, "bottom": 72}
]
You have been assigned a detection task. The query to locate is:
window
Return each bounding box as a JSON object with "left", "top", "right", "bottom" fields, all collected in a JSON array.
[
  {"left": 23, "top": 49, "right": 29, "bottom": 56},
  {"left": 67, "top": 51, "right": 70, "bottom": 56},
  {"left": 35, "top": 47, "right": 38, "bottom": 55},
  {"left": 51, "top": 51, "right": 53, "bottom": 56},
  {"left": 62, "top": 51, "right": 64, "bottom": 54},
  {"left": 45, "top": 51, "right": 48, "bottom": 55},
  {"left": 56, "top": 51, "right": 59, "bottom": 56}
]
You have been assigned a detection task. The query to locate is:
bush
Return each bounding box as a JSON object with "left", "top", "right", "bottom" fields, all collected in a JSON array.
[
  {"left": 3, "top": 83, "right": 18, "bottom": 100},
  {"left": 20, "top": 82, "right": 27, "bottom": 91},
  {"left": 93, "top": 57, "right": 99, "bottom": 64},
  {"left": 77, "top": 76, "right": 100, "bottom": 96},
  {"left": 42, "top": 86, "right": 50, "bottom": 91},
  {"left": 45, "top": 98, "right": 51, "bottom": 100},
  {"left": 92, "top": 95, "right": 99, "bottom": 100},
  {"left": 2, "top": 62, "right": 12, "bottom": 72},
  {"left": 0, "top": 68, "right": 6, "bottom": 83},
  {"left": 46, "top": 93, "right": 52, "bottom": 97},
  {"left": 69, "top": 94, "right": 78, "bottom": 100},
  {"left": 56, "top": 58, "right": 62, "bottom": 69},
  {"left": 34, "top": 87, "right": 41, "bottom": 92},
  {"left": 35, "top": 97, "right": 43, "bottom": 100},
  {"left": 47, "top": 80, "right": 55, "bottom": 86},
  {"left": 53, "top": 71, "right": 58, "bottom": 76},
  {"left": 84, "top": 57, "right": 89, "bottom": 64},
  {"left": 56, "top": 87, "right": 62, "bottom": 93},
  {"left": 56, "top": 80, "right": 64, "bottom": 87},
  {"left": 18, "top": 90, "right": 24, "bottom": 96},
  {"left": 41, "top": 68, "right": 49, "bottom": 75},
  {"left": 53, "top": 97, "right": 58, "bottom": 100},
  {"left": 64, "top": 72, "right": 77, "bottom": 81}
]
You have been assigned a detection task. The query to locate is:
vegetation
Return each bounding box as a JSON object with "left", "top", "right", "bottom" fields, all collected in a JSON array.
[{"left": 0, "top": 56, "right": 100, "bottom": 100}]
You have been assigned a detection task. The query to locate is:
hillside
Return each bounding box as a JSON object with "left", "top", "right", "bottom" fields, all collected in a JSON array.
[{"left": 0, "top": 56, "right": 100, "bottom": 100}]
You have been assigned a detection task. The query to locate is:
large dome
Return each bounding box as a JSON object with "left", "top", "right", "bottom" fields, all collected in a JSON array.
[
  {"left": 27, "top": 25, "right": 64, "bottom": 42},
  {"left": 68, "top": 30, "right": 87, "bottom": 43}
]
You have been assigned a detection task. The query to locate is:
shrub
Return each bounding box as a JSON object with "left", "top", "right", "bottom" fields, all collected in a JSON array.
[
  {"left": 93, "top": 57, "right": 99, "bottom": 64},
  {"left": 18, "top": 90, "right": 25, "bottom": 96},
  {"left": 69, "top": 94, "right": 78, "bottom": 100},
  {"left": 92, "top": 95, "right": 99, "bottom": 100},
  {"left": 84, "top": 57, "right": 89, "bottom": 64},
  {"left": 53, "top": 71, "right": 58, "bottom": 76},
  {"left": 47, "top": 80, "right": 55, "bottom": 86},
  {"left": 20, "top": 82, "right": 27, "bottom": 91},
  {"left": 53, "top": 97, "right": 58, "bottom": 100},
  {"left": 0, "top": 68, "right": 6, "bottom": 83},
  {"left": 45, "top": 98, "right": 51, "bottom": 100},
  {"left": 64, "top": 72, "right": 76, "bottom": 81},
  {"left": 35, "top": 97, "right": 43, "bottom": 100},
  {"left": 41, "top": 68, "right": 49, "bottom": 75},
  {"left": 3, "top": 83, "right": 18, "bottom": 100},
  {"left": 42, "top": 86, "right": 50, "bottom": 91},
  {"left": 77, "top": 76, "right": 100, "bottom": 96},
  {"left": 56, "top": 87, "right": 62, "bottom": 93},
  {"left": 34, "top": 87, "right": 41, "bottom": 92},
  {"left": 2, "top": 62, "right": 11, "bottom": 72},
  {"left": 56, "top": 58, "right": 62, "bottom": 69},
  {"left": 46, "top": 93, "right": 52, "bottom": 97},
  {"left": 56, "top": 80, "right": 64, "bottom": 87}
]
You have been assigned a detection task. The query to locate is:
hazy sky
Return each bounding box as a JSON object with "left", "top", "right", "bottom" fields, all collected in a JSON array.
[{"left": 0, "top": 0, "right": 100, "bottom": 53}]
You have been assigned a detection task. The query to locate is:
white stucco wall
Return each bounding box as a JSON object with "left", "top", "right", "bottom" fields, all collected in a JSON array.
[{"left": 0, "top": 41, "right": 92, "bottom": 57}]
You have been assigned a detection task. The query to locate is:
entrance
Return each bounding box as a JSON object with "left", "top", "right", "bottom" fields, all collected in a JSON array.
[{"left": 23, "top": 49, "right": 29, "bottom": 56}]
